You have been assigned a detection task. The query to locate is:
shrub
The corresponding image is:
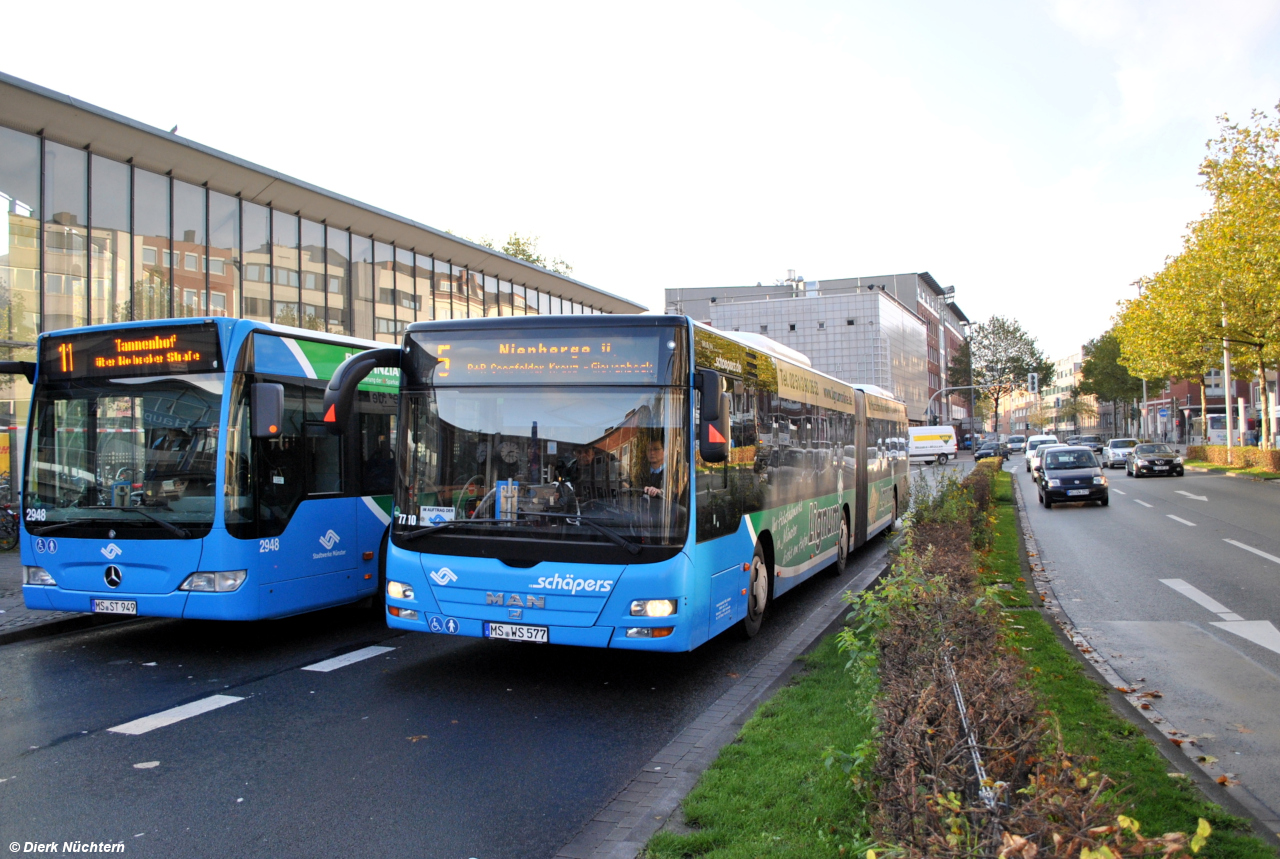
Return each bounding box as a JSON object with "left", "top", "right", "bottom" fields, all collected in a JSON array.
[{"left": 1188, "top": 445, "right": 1280, "bottom": 471}]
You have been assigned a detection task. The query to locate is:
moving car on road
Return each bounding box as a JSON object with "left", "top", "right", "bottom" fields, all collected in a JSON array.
[
  {"left": 1074, "top": 435, "right": 1105, "bottom": 455},
  {"left": 1025, "top": 434, "right": 1060, "bottom": 473},
  {"left": 975, "top": 441, "right": 1009, "bottom": 462},
  {"left": 1126, "top": 443, "right": 1184, "bottom": 477},
  {"left": 1037, "top": 445, "right": 1108, "bottom": 509},
  {"left": 1007, "top": 434, "right": 1027, "bottom": 454},
  {"left": 1101, "top": 437, "right": 1138, "bottom": 468}
]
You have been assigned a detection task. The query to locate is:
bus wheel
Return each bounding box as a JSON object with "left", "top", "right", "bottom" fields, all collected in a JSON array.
[
  {"left": 370, "top": 529, "right": 389, "bottom": 616},
  {"left": 831, "top": 510, "right": 850, "bottom": 577},
  {"left": 741, "top": 543, "right": 770, "bottom": 638}
]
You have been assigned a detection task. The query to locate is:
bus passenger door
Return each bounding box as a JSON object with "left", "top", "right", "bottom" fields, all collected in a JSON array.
[{"left": 853, "top": 391, "right": 868, "bottom": 547}]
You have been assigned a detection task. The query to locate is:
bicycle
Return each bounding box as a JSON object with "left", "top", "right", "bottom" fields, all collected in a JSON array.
[{"left": 0, "top": 503, "right": 18, "bottom": 551}]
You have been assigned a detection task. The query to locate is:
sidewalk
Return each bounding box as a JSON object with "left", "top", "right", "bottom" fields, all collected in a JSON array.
[{"left": 0, "top": 549, "right": 118, "bottom": 644}]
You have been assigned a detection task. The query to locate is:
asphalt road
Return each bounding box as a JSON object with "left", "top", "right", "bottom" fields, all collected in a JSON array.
[
  {"left": 0, "top": 535, "right": 891, "bottom": 859},
  {"left": 1015, "top": 458, "right": 1280, "bottom": 822}
]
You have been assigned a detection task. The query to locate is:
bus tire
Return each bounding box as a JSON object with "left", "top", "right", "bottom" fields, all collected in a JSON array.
[
  {"left": 371, "top": 528, "right": 389, "bottom": 615},
  {"left": 740, "top": 542, "right": 770, "bottom": 639},
  {"left": 830, "top": 507, "right": 850, "bottom": 577}
]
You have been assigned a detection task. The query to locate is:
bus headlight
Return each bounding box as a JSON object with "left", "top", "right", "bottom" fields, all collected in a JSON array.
[
  {"left": 23, "top": 566, "right": 55, "bottom": 586},
  {"left": 387, "top": 581, "right": 415, "bottom": 600},
  {"left": 626, "top": 627, "right": 674, "bottom": 638},
  {"left": 630, "top": 599, "right": 677, "bottom": 617},
  {"left": 179, "top": 570, "right": 247, "bottom": 592}
]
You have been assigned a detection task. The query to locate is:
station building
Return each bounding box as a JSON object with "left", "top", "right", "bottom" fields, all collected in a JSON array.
[{"left": 0, "top": 72, "right": 643, "bottom": 490}]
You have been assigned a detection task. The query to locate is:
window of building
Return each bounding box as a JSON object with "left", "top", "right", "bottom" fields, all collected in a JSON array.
[{"left": 788, "top": 323, "right": 796, "bottom": 331}]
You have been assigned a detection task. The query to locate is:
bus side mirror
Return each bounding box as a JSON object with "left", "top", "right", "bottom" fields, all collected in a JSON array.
[
  {"left": 700, "top": 391, "right": 731, "bottom": 463},
  {"left": 251, "top": 383, "right": 284, "bottom": 438},
  {"left": 0, "top": 361, "right": 35, "bottom": 382},
  {"left": 321, "top": 347, "right": 402, "bottom": 434}
]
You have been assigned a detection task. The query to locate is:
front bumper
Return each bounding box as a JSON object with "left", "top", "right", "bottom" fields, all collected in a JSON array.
[
  {"left": 1043, "top": 485, "right": 1108, "bottom": 503},
  {"left": 1132, "top": 463, "right": 1184, "bottom": 476}
]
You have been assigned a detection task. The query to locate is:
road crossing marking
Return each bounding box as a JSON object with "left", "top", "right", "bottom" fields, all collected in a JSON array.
[
  {"left": 1166, "top": 515, "right": 1196, "bottom": 527},
  {"left": 1175, "top": 490, "right": 1208, "bottom": 501},
  {"left": 109, "top": 695, "right": 243, "bottom": 736},
  {"left": 1161, "top": 579, "right": 1232, "bottom": 614},
  {"left": 1110, "top": 488, "right": 1126, "bottom": 495},
  {"left": 1134, "top": 499, "right": 1153, "bottom": 508},
  {"left": 1224, "top": 539, "right": 1280, "bottom": 566},
  {"left": 302, "top": 645, "right": 395, "bottom": 673}
]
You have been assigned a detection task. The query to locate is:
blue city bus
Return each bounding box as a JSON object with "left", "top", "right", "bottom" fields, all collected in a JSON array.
[
  {"left": 5, "top": 318, "right": 398, "bottom": 620},
  {"left": 321, "top": 315, "right": 909, "bottom": 651}
]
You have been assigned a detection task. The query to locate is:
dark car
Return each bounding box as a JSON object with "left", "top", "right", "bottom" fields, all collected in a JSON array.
[
  {"left": 1037, "top": 445, "right": 1108, "bottom": 508},
  {"left": 974, "top": 442, "right": 1009, "bottom": 462},
  {"left": 1074, "top": 435, "right": 1105, "bottom": 454},
  {"left": 1126, "top": 443, "right": 1184, "bottom": 477}
]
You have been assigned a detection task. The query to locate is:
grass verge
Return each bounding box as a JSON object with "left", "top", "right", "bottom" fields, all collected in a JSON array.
[
  {"left": 1185, "top": 460, "right": 1280, "bottom": 481},
  {"left": 645, "top": 634, "right": 877, "bottom": 859},
  {"left": 644, "top": 469, "right": 1273, "bottom": 858}
]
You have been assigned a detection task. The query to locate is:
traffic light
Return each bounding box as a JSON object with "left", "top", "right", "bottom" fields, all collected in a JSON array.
[{"left": 1028, "top": 372, "right": 1039, "bottom": 394}]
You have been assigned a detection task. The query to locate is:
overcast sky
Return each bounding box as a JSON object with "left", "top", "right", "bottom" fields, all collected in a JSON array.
[{"left": 6, "top": 0, "right": 1279, "bottom": 357}]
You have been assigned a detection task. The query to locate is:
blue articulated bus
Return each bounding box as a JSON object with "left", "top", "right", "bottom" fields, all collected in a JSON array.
[
  {"left": 6, "top": 318, "right": 398, "bottom": 620},
  {"left": 322, "top": 314, "right": 909, "bottom": 651}
]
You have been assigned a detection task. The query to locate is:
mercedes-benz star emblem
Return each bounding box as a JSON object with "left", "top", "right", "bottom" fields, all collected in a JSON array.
[{"left": 104, "top": 565, "right": 122, "bottom": 588}]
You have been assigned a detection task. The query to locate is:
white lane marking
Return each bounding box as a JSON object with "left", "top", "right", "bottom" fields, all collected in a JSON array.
[
  {"left": 1218, "top": 613, "right": 1245, "bottom": 621},
  {"left": 1134, "top": 499, "right": 1153, "bottom": 508},
  {"left": 1211, "top": 620, "right": 1280, "bottom": 656},
  {"left": 1224, "top": 539, "right": 1280, "bottom": 566},
  {"left": 1160, "top": 579, "right": 1234, "bottom": 614},
  {"left": 1166, "top": 515, "right": 1197, "bottom": 527},
  {"left": 1110, "top": 488, "right": 1126, "bottom": 495},
  {"left": 1176, "top": 490, "right": 1207, "bottom": 501},
  {"left": 302, "top": 645, "right": 395, "bottom": 673},
  {"left": 109, "top": 695, "right": 243, "bottom": 735}
]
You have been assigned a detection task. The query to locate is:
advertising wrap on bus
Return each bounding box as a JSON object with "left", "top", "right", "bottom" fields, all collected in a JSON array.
[{"left": 321, "top": 315, "right": 910, "bottom": 652}]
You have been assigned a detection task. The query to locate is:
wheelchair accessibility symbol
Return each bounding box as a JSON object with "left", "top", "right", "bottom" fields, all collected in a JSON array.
[{"left": 428, "top": 616, "right": 460, "bottom": 634}]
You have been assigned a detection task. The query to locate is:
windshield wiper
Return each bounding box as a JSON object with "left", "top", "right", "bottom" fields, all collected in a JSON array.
[
  {"left": 28, "top": 508, "right": 191, "bottom": 538},
  {"left": 105, "top": 506, "right": 191, "bottom": 538},
  {"left": 399, "top": 513, "right": 643, "bottom": 555}
]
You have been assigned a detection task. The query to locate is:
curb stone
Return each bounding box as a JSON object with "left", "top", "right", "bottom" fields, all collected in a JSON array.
[
  {"left": 552, "top": 541, "right": 894, "bottom": 859},
  {"left": 1184, "top": 465, "right": 1280, "bottom": 488},
  {"left": 1011, "top": 476, "right": 1280, "bottom": 845}
]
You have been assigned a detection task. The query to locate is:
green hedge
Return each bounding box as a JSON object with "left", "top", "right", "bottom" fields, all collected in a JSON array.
[{"left": 1186, "top": 445, "right": 1280, "bottom": 470}]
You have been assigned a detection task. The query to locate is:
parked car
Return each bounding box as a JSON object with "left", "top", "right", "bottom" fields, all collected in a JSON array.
[
  {"left": 1101, "top": 437, "right": 1138, "bottom": 468},
  {"left": 1126, "top": 443, "right": 1184, "bottom": 477},
  {"left": 1037, "top": 445, "right": 1108, "bottom": 508},
  {"left": 1007, "top": 434, "right": 1027, "bottom": 454},
  {"left": 1024, "top": 434, "right": 1061, "bottom": 473}
]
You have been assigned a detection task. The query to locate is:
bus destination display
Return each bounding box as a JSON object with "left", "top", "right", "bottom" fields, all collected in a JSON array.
[
  {"left": 42, "top": 324, "right": 222, "bottom": 379},
  {"left": 411, "top": 329, "right": 671, "bottom": 385}
]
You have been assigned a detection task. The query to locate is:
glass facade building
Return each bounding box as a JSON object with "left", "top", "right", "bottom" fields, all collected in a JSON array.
[{"left": 0, "top": 72, "right": 643, "bottom": 496}]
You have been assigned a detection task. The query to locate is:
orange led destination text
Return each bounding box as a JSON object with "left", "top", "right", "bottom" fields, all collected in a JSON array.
[{"left": 91, "top": 333, "right": 201, "bottom": 369}]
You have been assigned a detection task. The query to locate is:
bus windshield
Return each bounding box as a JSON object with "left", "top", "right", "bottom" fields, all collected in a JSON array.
[
  {"left": 397, "top": 386, "right": 688, "bottom": 561},
  {"left": 23, "top": 375, "right": 222, "bottom": 537}
]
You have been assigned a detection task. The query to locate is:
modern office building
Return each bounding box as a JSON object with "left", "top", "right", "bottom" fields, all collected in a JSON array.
[
  {"left": 0, "top": 72, "right": 644, "bottom": 489},
  {"left": 666, "top": 272, "right": 970, "bottom": 425}
]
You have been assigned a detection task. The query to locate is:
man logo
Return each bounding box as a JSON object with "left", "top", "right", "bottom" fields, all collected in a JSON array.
[
  {"left": 101, "top": 543, "right": 123, "bottom": 560},
  {"left": 430, "top": 567, "right": 458, "bottom": 586},
  {"left": 319, "top": 529, "right": 341, "bottom": 550},
  {"left": 104, "top": 565, "right": 123, "bottom": 588}
]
